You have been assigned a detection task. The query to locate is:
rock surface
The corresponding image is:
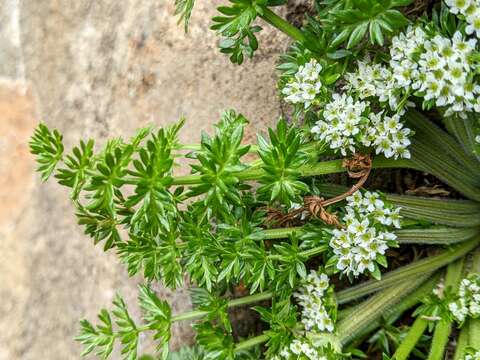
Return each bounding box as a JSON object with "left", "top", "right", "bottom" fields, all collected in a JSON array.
[{"left": 0, "top": 0, "right": 290, "bottom": 359}]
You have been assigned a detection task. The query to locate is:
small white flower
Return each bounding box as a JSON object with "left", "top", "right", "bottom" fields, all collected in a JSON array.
[
  {"left": 330, "top": 191, "right": 401, "bottom": 277},
  {"left": 283, "top": 59, "right": 323, "bottom": 109},
  {"left": 449, "top": 274, "right": 480, "bottom": 323}
]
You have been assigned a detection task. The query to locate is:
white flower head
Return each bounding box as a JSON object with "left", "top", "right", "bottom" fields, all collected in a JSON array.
[
  {"left": 330, "top": 191, "right": 401, "bottom": 278},
  {"left": 449, "top": 274, "right": 480, "bottom": 323},
  {"left": 283, "top": 59, "right": 323, "bottom": 109}
]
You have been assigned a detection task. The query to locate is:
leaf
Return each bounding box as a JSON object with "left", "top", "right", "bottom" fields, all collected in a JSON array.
[
  {"left": 138, "top": 285, "right": 172, "bottom": 355},
  {"left": 175, "top": 0, "right": 196, "bottom": 32},
  {"left": 112, "top": 295, "right": 139, "bottom": 360},
  {"left": 257, "top": 119, "right": 310, "bottom": 206},
  {"left": 347, "top": 22, "right": 368, "bottom": 48},
  {"left": 55, "top": 139, "right": 95, "bottom": 199},
  {"left": 30, "top": 123, "right": 64, "bottom": 181}
]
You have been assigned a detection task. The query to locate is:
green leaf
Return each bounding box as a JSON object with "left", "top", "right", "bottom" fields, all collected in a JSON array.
[
  {"left": 30, "top": 123, "right": 64, "bottom": 181},
  {"left": 187, "top": 110, "right": 250, "bottom": 218},
  {"left": 138, "top": 285, "right": 172, "bottom": 355},
  {"left": 257, "top": 119, "right": 310, "bottom": 206},
  {"left": 175, "top": 0, "right": 196, "bottom": 32},
  {"left": 112, "top": 295, "right": 139, "bottom": 360},
  {"left": 347, "top": 22, "right": 368, "bottom": 48},
  {"left": 55, "top": 139, "right": 94, "bottom": 199}
]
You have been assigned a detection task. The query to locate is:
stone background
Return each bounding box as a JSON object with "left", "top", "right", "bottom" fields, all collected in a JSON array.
[{"left": 0, "top": 0, "right": 292, "bottom": 359}]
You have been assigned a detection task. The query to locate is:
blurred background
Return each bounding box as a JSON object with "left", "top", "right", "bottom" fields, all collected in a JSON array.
[{"left": 0, "top": 0, "right": 297, "bottom": 358}]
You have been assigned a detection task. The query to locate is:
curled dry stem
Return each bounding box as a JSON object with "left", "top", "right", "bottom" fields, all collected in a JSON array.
[{"left": 266, "top": 154, "right": 372, "bottom": 228}]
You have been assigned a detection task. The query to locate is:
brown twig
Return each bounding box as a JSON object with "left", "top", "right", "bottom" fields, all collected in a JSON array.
[{"left": 265, "top": 154, "right": 373, "bottom": 228}]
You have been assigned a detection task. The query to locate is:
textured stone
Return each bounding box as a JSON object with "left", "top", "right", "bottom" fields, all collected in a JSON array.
[{"left": 0, "top": 0, "right": 289, "bottom": 359}]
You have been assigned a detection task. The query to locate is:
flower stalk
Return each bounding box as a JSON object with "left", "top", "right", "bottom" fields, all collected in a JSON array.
[
  {"left": 427, "top": 259, "right": 465, "bottom": 360},
  {"left": 259, "top": 8, "right": 306, "bottom": 44}
]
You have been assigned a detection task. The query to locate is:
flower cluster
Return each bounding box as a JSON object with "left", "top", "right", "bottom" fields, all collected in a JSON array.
[
  {"left": 294, "top": 270, "right": 334, "bottom": 333},
  {"left": 330, "top": 191, "right": 401, "bottom": 278},
  {"left": 311, "top": 93, "right": 411, "bottom": 159},
  {"left": 445, "top": 0, "right": 480, "bottom": 37},
  {"left": 282, "top": 59, "right": 322, "bottom": 109},
  {"left": 344, "top": 59, "right": 403, "bottom": 111},
  {"left": 346, "top": 26, "right": 480, "bottom": 118},
  {"left": 272, "top": 339, "right": 328, "bottom": 360},
  {"left": 449, "top": 274, "right": 480, "bottom": 322}
]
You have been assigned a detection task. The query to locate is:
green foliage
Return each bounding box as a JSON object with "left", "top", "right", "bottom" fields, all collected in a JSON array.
[
  {"left": 254, "top": 299, "right": 297, "bottom": 357},
  {"left": 191, "top": 288, "right": 232, "bottom": 333},
  {"left": 30, "top": 123, "right": 64, "bottom": 181},
  {"left": 76, "top": 204, "right": 122, "bottom": 251},
  {"left": 138, "top": 285, "right": 172, "bottom": 356},
  {"left": 112, "top": 296, "right": 140, "bottom": 360},
  {"left": 76, "top": 295, "right": 139, "bottom": 360},
  {"left": 124, "top": 127, "right": 178, "bottom": 237},
  {"left": 175, "top": 0, "right": 196, "bottom": 32},
  {"left": 367, "top": 323, "right": 430, "bottom": 358},
  {"left": 413, "top": 287, "right": 455, "bottom": 331},
  {"left": 257, "top": 119, "right": 310, "bottom": 206},
  {"left": 194, "top": 322, "right": 236, "bottom": 360},
  {"left": 55, "top": 139, "right": 94, "bottom": 199},
  {"left": 211, "top": 0, "right": 264, "bottom": 64},
  {"left": 321, "top": 0, "right": 412, "bottom": 48},
  {"left": 187, "top": 110, "right": 250, "bottom": 218},
  {"left": 211, "top": 0, "right": 286, "bottom": 64}
]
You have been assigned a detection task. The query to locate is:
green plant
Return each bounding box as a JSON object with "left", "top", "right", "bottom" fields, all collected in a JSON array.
[{"left": 29, "top": 0, "right": 480, "bottom": 359}]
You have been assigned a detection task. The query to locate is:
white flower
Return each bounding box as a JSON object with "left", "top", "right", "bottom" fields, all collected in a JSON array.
[
  {"left": 282, "top": 59, "right": 323, "bottom": 109},
  {"left": 330, "top": 191, "right": 401, "bottom": 277},
  {"left": 276, "top": 338, "right": 328, "bottom": 360},
  {"left": 312, "top": 94, "right": 411, "bottom": 159},
  {"left": 294, "top": 271, "right": 335, "bottom": 333},
  {"left": 464, "top": 350, "right": 480, "bottom": 360},
  {"left": 449, "top": 274, "right": 480, "bottom": 323}
]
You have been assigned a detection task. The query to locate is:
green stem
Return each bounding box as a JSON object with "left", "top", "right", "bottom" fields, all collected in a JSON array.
[
  {"left": 232, "top": 273, "right": 440, "bottom": 354},
  {"left": 345, "top": 273, "right": 441, "bottom": 350},
  {"left": 406, "top": 110, "right": 480, "bottom": 176},
  {"left": 171, "top": 157, "right": 407, "bottom": 186},
  {"left": 170, "top": 292, "right": 273, "bottom": 322},
  {"left": 262, "top": 226, "right": 479, "bottom": 245},
  {"left": 453, "top": 324, "right": 470, "bottom": 360},
  {"left": 259, "top": 8, "right": 306, "bottom": 43},
  {"left": 337, "top": 238, "right": 478, "bottom": 305},
  {"left": 335, "top": 274, "right": 430, "bottom": 346},
  {"left": 263, "top": 227, "right": 303, "bottom": 240},
  {"left": 427, "top": 259, "right": 465, "bottom": 360},
  {"left": 234, "top": 334, "right": 269, "bottom": 352},
  {"left": 468, "top": 318, "right": 480, "bottom": 350},
  {"left": 427, "top": 321, "right": 452, "bottom": 360},
  {"left": 313, "top": 183, "right": 480, "bottom": 227},
  {"left": 392, "top": 317, "right": 429, "bottom": 360}
]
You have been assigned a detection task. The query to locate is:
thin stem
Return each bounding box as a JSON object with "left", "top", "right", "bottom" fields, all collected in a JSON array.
[
  {"left": 335, "top": 274, "right": 430, "bottom": 346},
  {"left": 268, "top": 245, "right": 328, "bottom": 260},
  {"left": 469, "top": 318, "right": 480, "bottom": 350},
  {"left": 337, "top": 238, "right": 478, "bottom": 305},
  {"left": 427, "top": 259, "right": 465, "bottom": 360},
  {"left": 453, "top": 324, "right": 469, "bottom": 360},
  {"left": 170, "top": 292, "right": 273, "bottom": 322},
  {"left": 171, "top": 157, "right": 407, "bottom": 186},
  {"left": 427, "top": 321, "right": 452, "bottom": 360},
  {"left": 313, "top": 183, "right": 480, "bottom": 227},
  {"left": 262, "top": 225, "right": 479, "bottom": 245},
  {"left": 259, "top": 8, "right": 306, "bottom": 43},
  {"left": 392, "top": 317, "right": 429, "bottom": 360},
  {"left": 234, "top": 334, "right": 269, "bottom": 352},
  {"left": 263, "top": 227, "right": 303, "bottom": 239}
]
